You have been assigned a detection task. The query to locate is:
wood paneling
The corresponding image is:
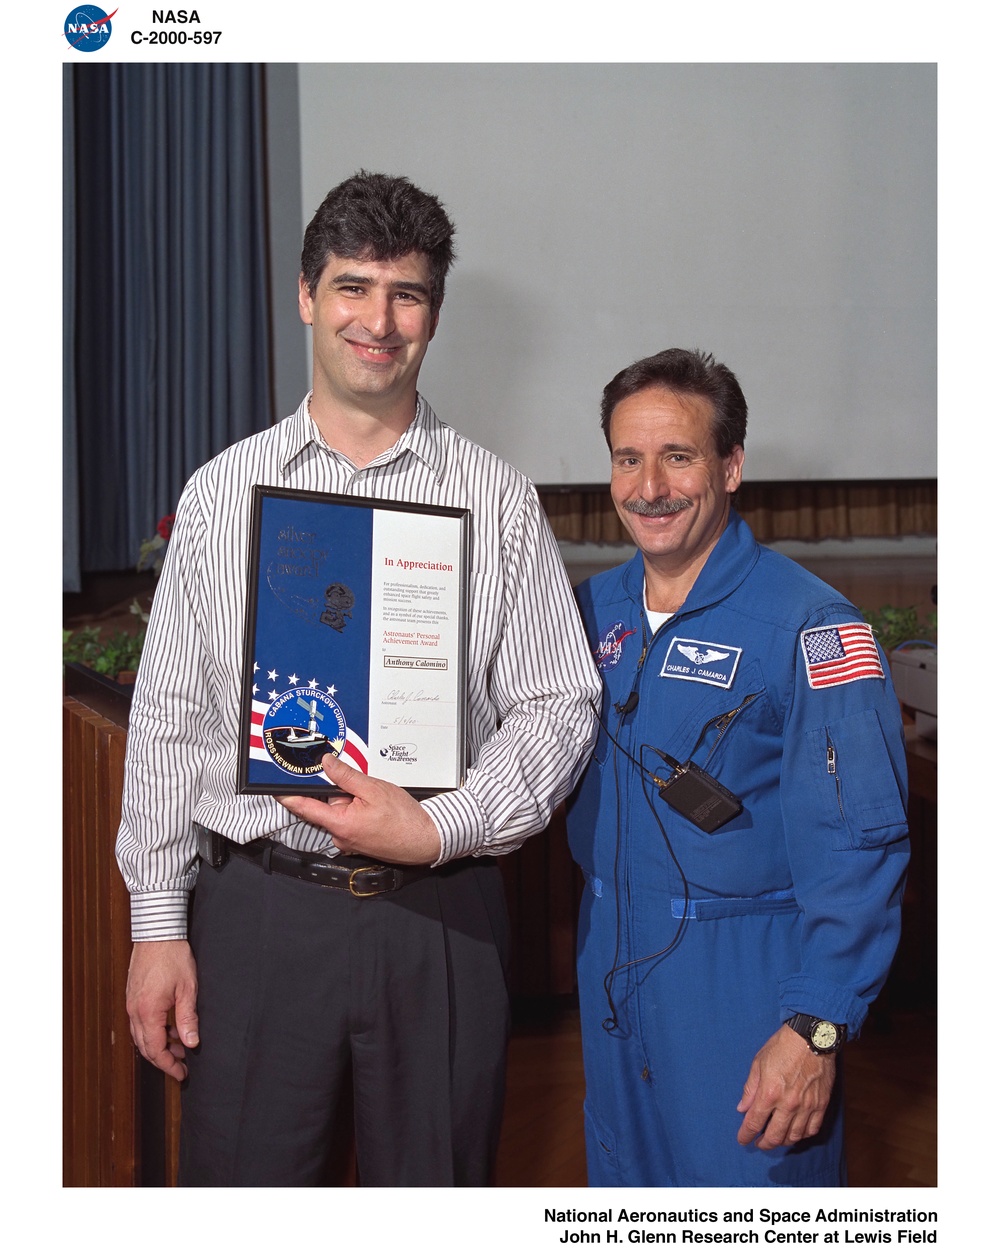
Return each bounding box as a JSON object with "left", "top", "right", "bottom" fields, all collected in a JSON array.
[
  {"left": 63, "top": 694, "right": 180, "bottom": 1187},
  {"left": 538, "top": 479, "right": 937, "bottom": 545},
  {"left": 499, "top": 806, "right": 581, "bottom": 998},
  {"left": 63, "top": 698, "right": 137, "bottom": 1185}
]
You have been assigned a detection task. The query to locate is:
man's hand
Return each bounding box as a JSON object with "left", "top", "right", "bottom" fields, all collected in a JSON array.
[
  {"left": 736, "top": 1024, "right": 836, "bottom": 1149},
  {"left": 277, "top": 754, "right": 442, "bottom": 865},
  {"left": 126, "top": 939, "right": 199, "bottom": 1083}
]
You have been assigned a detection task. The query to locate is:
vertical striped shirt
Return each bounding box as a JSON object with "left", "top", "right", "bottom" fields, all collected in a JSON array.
[{"left": 116, "top": 395, "right": 601, "bottom": 940}]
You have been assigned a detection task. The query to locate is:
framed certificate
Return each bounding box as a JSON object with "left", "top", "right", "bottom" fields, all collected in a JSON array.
[{"left": 237, "top": 486, "right": 470, "bottom": 797}]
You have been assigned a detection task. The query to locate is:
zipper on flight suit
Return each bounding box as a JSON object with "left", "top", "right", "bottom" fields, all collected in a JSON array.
[
  {"left": 826, "top": 733, "right": 846, "bottom": 819},
  {"left": 701, "top": 691, "right": 762, "bottom": 764}
]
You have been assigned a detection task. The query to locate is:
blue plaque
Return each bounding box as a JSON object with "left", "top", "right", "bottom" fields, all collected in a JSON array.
[{"left": 238, "top": 487, "right": 469, "bottom": 797}]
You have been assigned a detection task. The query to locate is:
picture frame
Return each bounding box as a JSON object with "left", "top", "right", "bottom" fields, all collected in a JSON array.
[{"left": 237, "top": 486, "right": 470, "bottom": 797}]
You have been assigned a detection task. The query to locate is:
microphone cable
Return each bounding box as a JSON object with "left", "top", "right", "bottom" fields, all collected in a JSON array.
[{"left": 598, "top": 691, "right": 692, "bottom": 1036}]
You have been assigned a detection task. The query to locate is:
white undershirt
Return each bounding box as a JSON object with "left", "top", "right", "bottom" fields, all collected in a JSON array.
[{"left": 644, "top": 580, "right": 674, "bottom": 634}]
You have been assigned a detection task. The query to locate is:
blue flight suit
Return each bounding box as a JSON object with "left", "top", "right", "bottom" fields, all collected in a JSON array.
[{"left": 565, "top": 512, "right": 909, "bottom": 1187}]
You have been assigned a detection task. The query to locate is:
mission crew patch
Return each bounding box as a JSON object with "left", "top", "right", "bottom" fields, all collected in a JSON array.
[{"left": 659, "top": 637, "right": 742, "bottom": 688}]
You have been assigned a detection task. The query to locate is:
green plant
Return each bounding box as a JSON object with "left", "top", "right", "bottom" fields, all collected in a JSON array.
[
  {"left": 861, "top": 604, "right": 937, "bottom": 653},
  {"left": 63, "top": 624, "right": 147, "bottom": 677}
]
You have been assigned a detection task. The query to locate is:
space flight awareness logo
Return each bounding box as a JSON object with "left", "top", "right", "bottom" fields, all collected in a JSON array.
[{"left": 64, "top": 6, "right": 117, "bottom": 51}]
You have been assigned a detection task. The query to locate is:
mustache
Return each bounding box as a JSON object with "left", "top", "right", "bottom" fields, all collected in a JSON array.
[{"left": 623, "top": 496, "right": 692, "bottom": 518}]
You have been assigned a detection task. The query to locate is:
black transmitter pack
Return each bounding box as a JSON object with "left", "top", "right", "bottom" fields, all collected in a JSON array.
[{"left": 655, "top": 760, "right": 743, "bottom": 833}]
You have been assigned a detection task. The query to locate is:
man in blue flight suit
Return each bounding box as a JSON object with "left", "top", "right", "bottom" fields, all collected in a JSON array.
[{"left": 566, "top": 348, "right": 910, "bottom": 1187}]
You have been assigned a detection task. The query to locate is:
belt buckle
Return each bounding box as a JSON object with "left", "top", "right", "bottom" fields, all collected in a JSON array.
[{"left": 348, "top": 864, "right": 389, "bottom": 898}]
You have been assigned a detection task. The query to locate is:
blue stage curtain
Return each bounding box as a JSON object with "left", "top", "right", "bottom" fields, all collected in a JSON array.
[
  {"left": 65, "top": 63, "right": 274, "bottom": 586},
  {"left": 64, "top": 67, "right": 81, "bottom": 592}
]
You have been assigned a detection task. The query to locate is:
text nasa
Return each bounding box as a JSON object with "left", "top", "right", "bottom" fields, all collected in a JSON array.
[
  {"left": 557, "top": 1235, "right": 935, "bottom": 1245},
  {"left": 545, "top": 1211, "right": 938, "bottom": 1223},
  {"left": 130, "top": 10, "right": 222, "bottom": 43},
  {"left": 545, "top": 1211, "right": 938, "bottom": 1246}
]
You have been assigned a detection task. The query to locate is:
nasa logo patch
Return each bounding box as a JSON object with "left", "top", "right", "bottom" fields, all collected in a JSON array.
[
  {"left": 659, "top": 637, "right": 742, "bottom": 688},
  {"left": 594, "top": 620, "right": 638, "bottom": 672}
]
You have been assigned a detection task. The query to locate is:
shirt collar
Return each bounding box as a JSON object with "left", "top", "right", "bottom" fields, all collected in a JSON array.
[
  {"left": 396, "top": 393, "right": 448, "bottom": 480},
  {"left": 277, "top": 392, "right": 447, "bottom": 482},
  {"left": 622, "top": 510, "right": 760, "bottom": 613},
  {"left": 276, "top": 396, "right": 318, "bottom": 475}
]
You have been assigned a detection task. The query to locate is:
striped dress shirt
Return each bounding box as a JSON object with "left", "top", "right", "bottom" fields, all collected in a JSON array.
[{"left": 116, "top": 395, "right": 601, "bottom": 940}]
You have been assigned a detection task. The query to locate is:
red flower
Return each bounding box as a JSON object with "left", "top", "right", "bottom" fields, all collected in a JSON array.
[{"left": 156, "top": 513, "right": 176, "bottom": 541}]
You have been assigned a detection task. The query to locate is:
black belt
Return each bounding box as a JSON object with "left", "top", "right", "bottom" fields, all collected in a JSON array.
[{"left": 208, "top": 832, "right": 437, "bottom": 897}]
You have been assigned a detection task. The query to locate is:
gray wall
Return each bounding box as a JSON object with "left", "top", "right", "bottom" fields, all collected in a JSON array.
[{"left": 273, "top": 64, "right": 935, "bottom": 485}]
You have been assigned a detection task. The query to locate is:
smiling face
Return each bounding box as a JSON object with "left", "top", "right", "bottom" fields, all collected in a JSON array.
[
  {"left": 609, "top": 385, "right": 744, "bottom": 583},
  {"left": 298, "top": 251, "right": 438, "bottom": 420}
]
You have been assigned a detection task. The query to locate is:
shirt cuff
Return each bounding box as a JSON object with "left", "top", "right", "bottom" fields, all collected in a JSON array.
[
  {"left": 130, "top": 889, "right": 191, "bottom": 942},
  {"left": 421, "top": 786, "right": 492, "bottom": 863},
  {"left": 778, "top": 974, "right": 869, "bottom": 1039}
]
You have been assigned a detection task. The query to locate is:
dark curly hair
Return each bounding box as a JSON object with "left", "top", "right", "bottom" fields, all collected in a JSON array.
[
  {"left": 600, "top": 348, "right": 748, "bottom": 457},
  {"left": 300, "top": 171, "right": 456, "bottom": 313}
]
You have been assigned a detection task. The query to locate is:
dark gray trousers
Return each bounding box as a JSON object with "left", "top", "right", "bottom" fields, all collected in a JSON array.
[{"left": 178, "top": 851, "right": 510, "bottom": 1186}]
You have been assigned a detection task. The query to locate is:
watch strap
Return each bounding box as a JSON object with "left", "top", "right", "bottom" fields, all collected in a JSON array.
[{"left": 785, "top": 1013, "right": 846, "bottom": 1054}]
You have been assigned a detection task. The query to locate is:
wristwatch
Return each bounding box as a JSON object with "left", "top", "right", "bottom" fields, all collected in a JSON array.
[{"left": 785, "top": 1014, "right": 846, "bottom": 1055}]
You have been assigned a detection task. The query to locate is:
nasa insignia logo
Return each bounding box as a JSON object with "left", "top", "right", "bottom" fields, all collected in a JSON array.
[
  {"left": 64, "top": 6, "right": 116, "bottom": 51},
  {"left": 594, "top": 621, "right": 637, "bottom": 672},
  {"left": 262, "top": 686, "right": 347, "bottom": 776}
]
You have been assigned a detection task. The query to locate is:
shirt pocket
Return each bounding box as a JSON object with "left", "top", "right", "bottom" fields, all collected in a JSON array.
[{"left": 807, "top": 708, "right": 908, "bottom": 849}]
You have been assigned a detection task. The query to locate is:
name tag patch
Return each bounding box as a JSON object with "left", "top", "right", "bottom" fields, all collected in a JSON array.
[{"left": 660, "top": 637, "right": 742, "bottom": 688}]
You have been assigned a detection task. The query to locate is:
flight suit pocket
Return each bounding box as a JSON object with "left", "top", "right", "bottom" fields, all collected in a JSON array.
[
  {"left": 662, "top": 658, "right": 770, "bottom": 770},
  {"left": 583, "top": 1100, "right": 622, "bottom": 1183},
  {"left": 809, "top": 708, "right": 908, "bottom": 849}
]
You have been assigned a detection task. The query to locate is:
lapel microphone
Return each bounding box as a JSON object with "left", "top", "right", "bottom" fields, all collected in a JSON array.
[{"left": 614, "top": 692, "right": 639, "bottom": 715}]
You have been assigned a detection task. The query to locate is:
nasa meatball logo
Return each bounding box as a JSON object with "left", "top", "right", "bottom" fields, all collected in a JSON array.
[
  {"left": 594, "top": 621, "right": 637, "bottom": 672},
  {"left": 262, "top": 686, "right": 347, "bottom": 776},
  {"left": 64, "top": 6, "right": 117, "bottom": 51}
]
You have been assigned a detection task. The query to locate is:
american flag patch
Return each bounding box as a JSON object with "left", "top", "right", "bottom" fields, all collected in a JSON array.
[{"left": 800, "top": 622, "right": 884, "bottom": 689}]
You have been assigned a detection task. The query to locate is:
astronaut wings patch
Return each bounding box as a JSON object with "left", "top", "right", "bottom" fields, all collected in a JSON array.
[
  {"left": 660, "top": 637, "right": 742, "bottom": 687},
  {"left": 800, "top": 622, "right": 884, "bottom": 689}
]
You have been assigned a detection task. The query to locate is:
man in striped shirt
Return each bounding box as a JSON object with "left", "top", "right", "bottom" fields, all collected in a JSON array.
[{"left": 117, "top": 171, "right": 600, "bottom": 1186}]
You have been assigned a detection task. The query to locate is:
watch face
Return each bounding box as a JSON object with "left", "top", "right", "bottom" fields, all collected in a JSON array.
[{"left": 811, "top": 1020, "right": 839, "bottom": 1051}]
